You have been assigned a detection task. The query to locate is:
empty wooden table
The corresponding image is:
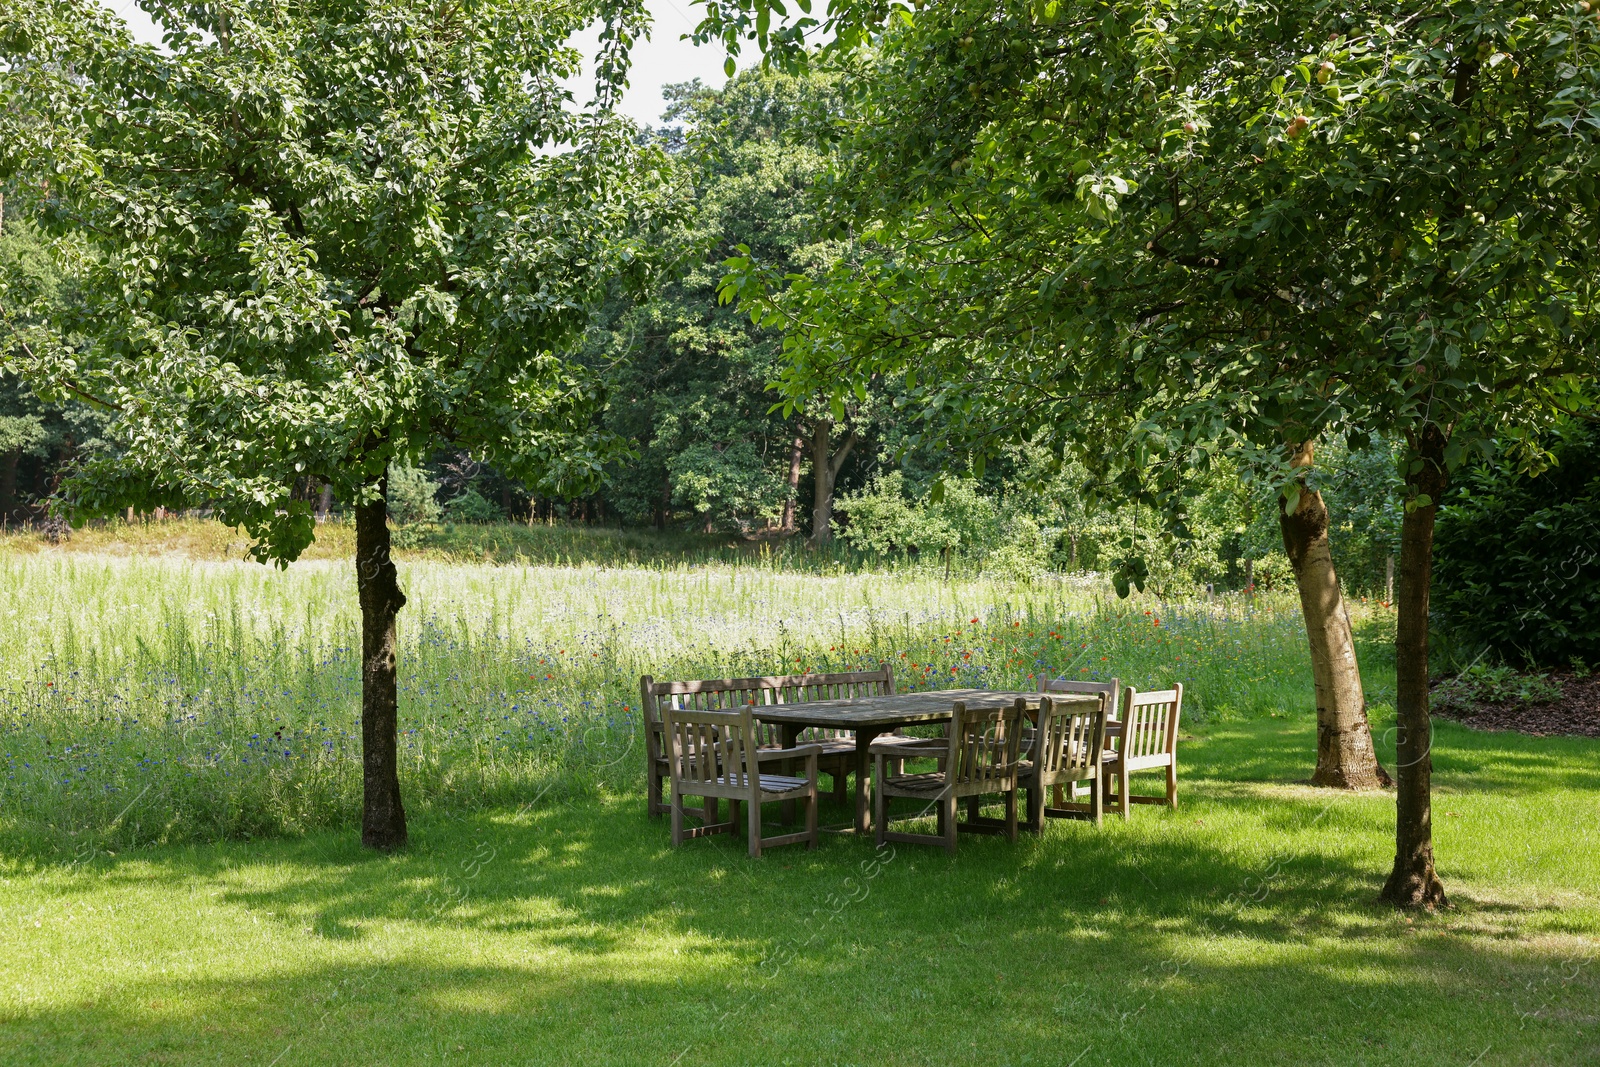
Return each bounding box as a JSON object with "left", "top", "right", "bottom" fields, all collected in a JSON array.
[{"left": 752, "top": 689, "right": 1097, "bottom": 834}]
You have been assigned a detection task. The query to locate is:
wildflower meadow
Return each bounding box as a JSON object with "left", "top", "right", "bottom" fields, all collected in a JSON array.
[{"left": 0, "top": 551, "right": 1326, "bottom": 855}]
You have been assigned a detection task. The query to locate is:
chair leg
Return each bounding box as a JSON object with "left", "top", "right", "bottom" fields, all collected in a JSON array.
[
  {"left": 728, "top": 800, "right": 741, "bottom": 834},
  {"left": 1166, "top": 761, "right": 1178, "bottom": 809},
  {"left": 704, "top": 796, "right": 717, "bottom": 827},
  {"left": 805, "top": 789, "right": 818, "bottom": 850},
  {"left": 943, "top": 795, "right": 958, "bottom": 855},
  {"left": 1119, "top": 768, "right": 1131, "bottom": 819},
  {"left": 1005, "top": 787, "right": 1017, "bottom": 843},
  {"left": 1091, "top": 776, "right": 1103, "bottom": 826},
  {"left": 966, "top": 795, "right": 982, "bottom": 824},
  {"left": 1026, "top": 784, "right": 1043, "bottom": 834},
  {"left": 748, "top": 797, "right": 763, "bottom": 858},
  {"left": 650, "top": 768, "right": 664, "bottom": 819},
  {"left": 1052, "top": 783, "right": 1066, "bottom": 809},
  {"left": 874, "top": 783, "right": 888, "bottom": 849},
  {"left": 670, "top": 788, "right": 684, "bottom": 847}
]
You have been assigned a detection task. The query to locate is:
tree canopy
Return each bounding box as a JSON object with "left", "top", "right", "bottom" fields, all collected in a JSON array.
[
  {"left": 1, "top": 0, "right": 679, "bottom": 561},
  {"left": 713, "top": 0, "right": 1600, "bottom": 904},
  {"left": 0, "top": 0, "right": 681, "bottom": 848}
]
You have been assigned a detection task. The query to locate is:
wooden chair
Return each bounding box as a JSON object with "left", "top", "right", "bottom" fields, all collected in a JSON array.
[
  {"left": 640, "top": 665, "right": 895, "bottom": 818},
  {"left": 870, "top": 698, "right": 1027, "bottom": 854},
  {"left": 1101, "top": 684, "right": 1183, "bottom": 818},
  {"left": 1035, "top": 675, "right": 1120, "bottom": 808},
  {"left": 1019, "top": 695, "right": 1108, "bottom": 830},
  {"left": 1037, "top": 675, "right": 1120, "bottom": 719},
  {"left": 663, "top": 706, "right": 820, "bottom": 858}
]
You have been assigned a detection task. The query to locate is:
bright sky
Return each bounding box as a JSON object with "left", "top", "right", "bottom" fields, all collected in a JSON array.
[{"left": 102, "top": 0, "right": 738, "bottom": 128}]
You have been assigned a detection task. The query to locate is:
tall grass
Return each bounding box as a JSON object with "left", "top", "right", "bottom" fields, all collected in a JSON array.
[{"left": 0, "top": 549, "right": 1325, "bottom": 856}]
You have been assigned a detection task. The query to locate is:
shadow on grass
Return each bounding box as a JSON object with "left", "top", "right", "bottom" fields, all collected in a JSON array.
[{"left": 6, "top": 719, "right": 1599, "bottom": 1066}]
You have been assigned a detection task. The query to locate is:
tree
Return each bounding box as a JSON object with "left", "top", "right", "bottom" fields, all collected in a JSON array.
[
  {"left": 1, "top": 0, "right": 679, "bottom": 848},
  {"left": 715, "top": 0, "right": 1600, "bottom": 904},
  {"left": 1433, "top": 419, "right": 1600, "bottom": 668},
  {"left": 582, "top": 73, "right": 841, "bottom": 534},
  {"left": 0, "top": 198, "right": 111, "bottom": 521},
  {"left": 1280, "top": 442, "right": 1390, "bottom": 789}
]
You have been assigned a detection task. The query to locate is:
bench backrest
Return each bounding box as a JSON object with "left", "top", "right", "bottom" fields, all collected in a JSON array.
[
  {"left": 640, "top": 664, "right": 895, "bottom": 758},
  {"left": 1037, "top": 675, "right": 1120, "bottom": 720}
]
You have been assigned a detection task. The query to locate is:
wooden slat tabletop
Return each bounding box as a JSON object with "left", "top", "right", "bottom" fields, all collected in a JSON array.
[{"left": 751, "top": 689, "right": 1097, "bottom": 729}]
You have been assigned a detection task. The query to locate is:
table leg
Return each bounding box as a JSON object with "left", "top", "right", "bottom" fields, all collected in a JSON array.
[
  {"left": 854, "top": 728, "right": 882, "bottom": 834},
  {"left": 780, "top": 724, "right": 802, "bottom": 825}
]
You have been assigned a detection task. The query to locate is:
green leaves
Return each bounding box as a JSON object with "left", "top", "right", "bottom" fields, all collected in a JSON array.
[
  {"left": 712, "top": 0, "right": 1600, "bottom": 521},
  {"left": 1111, "top": 537, "right": 1149, "bottom": 599},
  {"left": 0, "top": 0, "right": 682, "bottom": 562},
  {"left": 1282, "top": 481, "right": 1302, "bottom": 517}
]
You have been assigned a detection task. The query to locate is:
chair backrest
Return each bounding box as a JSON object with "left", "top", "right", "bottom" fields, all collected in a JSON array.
[
  {"left": 943, "top": 699, "right": 1026, "bottom": 789},
  {"left": 1034, "top": 695, "right": 1107, "bottom": 778},
  {"left": 1037, "top": 676, "right": 1120, "bottom": 720},
  {"left": 662, "top": 705, "right": 760, "bottom": 797},
  {"left": 1121, "top": 684, "right": 1183, "bottom": 760},
  {"left": 641, "top": 665, "right": 896, "bottom": 749}
]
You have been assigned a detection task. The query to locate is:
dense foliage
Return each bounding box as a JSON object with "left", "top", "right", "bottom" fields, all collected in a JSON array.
[
  {"left": 1434, "top": 422, "right": 1600, "bottom": 668},
  {"left": 0, "top": 0, "right": 677, "bottom": 555},
  {"left": 0, "top": 208, "right": 111, "bottom": 522},
  {"left": 583, "top": 74, "right": 839, "bottom": 532}
]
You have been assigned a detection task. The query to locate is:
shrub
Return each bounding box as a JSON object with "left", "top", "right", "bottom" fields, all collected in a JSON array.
[
  {"left": 1433, "top": 425, "right": 1600, "bottom": 668},
  {"left": 836, "top": 472, "right": 1003, "bottom": 567},
  {"left": 1432, "top": 663, "right": 1564, "bottom": 717},
  {"left": 387, "top": 462, "right": 442, "bottom": 525},
  {"left": 443, "top": 486, "right": 504, "bottom": 524}
]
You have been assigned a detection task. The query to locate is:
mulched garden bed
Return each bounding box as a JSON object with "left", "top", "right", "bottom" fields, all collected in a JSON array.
[{"left": 1433, "top": 671, "right": 1600, "bottom": 738}]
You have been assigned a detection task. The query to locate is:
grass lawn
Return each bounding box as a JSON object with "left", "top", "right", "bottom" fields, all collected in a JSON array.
[{"left": 5, "top": 716, "right": 1597, "bottom": 1067}]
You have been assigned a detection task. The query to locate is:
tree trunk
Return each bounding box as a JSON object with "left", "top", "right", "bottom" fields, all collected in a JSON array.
[
  {"left": 0, "top": 450, "right": 17, "bottom": 519},
  {"left": 1279, "top": 479, "right": 1390, "bottom": 790},
  {"left": 809, "top": 418, "right": 857, "bottom": 547},
  {"left": 316, "top": 483, "right": 333, "bottom": 523},
  {"left": 1381, "top": 424, "right": 1449, "bottom": 908},
  {"left": 782, "top": 433, "right": 804, "bottom": 533},
  {"left": 355, "top": 481, "right": 408, "bottom": 850}
]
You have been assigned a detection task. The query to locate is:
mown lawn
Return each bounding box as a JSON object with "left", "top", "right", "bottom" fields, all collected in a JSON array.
[{"left": 4, "top": 716, "right": 1596, "bottom": 1067}]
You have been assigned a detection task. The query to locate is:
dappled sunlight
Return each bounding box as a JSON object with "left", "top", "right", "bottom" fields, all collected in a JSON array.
[{"left": 3, "top": 743, "right": 1598, "bottom": 1063}]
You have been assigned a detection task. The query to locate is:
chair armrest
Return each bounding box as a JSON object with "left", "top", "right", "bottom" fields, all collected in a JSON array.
[{"left": 756, "top": 744, "right": 823, "bottom": 761}]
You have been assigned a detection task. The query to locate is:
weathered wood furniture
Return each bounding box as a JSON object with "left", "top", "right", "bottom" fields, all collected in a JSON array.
[
  {"left": 869, "top": 698, "right": 1028, "bottom": 853},
  {"left": 1101, "top": 684, "right": 1184, "bottom": 817},
  {"left": 639, "top": 666, "right": 895, "bottom": 819},
  {"left": 1037, "top": 675, "right": 1121, "bottom": 718},
  {"left": 750, "top": 688, "right": 1049, "bottom": 833},
  {"left": 1019, "top": 694, "right": 1108, "bottom": 830},
  {"left": 1035, "top": 676, "right": 1121, "bottom": 808},
  {"left": 776, "top": 666, "right": 898, "bottom": 804},
  {"left": 663, "top": 706, "right": 820, "bottom": 857}
]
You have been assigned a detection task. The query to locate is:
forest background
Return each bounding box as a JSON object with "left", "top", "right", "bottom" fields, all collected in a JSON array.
[{"left": 2, "top": 71, "right": 1411, "bottom": 600}]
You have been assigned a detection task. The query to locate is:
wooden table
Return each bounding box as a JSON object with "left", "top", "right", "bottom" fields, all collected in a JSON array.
[{"left": 752, "top": 689, "right": 1098, "bottom": 833}]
